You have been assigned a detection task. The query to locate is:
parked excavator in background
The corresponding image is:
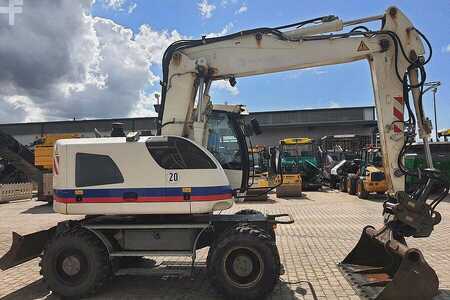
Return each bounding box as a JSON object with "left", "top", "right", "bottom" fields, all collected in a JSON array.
[{"left": 0, "top": 6, "right": 445, "bottom": 300}]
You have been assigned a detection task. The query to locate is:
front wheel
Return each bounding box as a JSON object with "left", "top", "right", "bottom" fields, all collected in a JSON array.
[
  {"left": 207, "top": 224, "right": 280, "bottom": 300},
  {"left": 40, "top": 228, "right": 111, "bottom": 298},
  {"left": 235, "top": 209, "right": 263, "bottom": 216}
]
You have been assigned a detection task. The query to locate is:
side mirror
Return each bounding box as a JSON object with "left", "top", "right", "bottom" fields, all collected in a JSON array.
[{"left": 250, "top": 118, "right": 262, "bottom": 135}]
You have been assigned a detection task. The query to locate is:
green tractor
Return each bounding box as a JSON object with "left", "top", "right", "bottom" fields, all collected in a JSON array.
[{"left": 404, "top": 142, "right": 450, "bottom": 192}]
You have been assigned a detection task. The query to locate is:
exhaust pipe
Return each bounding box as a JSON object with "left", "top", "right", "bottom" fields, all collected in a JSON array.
[{"left": 339, "top": 225, "right": 439, "bottom": 300}]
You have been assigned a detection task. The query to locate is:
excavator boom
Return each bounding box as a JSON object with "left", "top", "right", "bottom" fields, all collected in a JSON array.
[{"left": 158, "top": 6, "right": 446, "bottom": 299}]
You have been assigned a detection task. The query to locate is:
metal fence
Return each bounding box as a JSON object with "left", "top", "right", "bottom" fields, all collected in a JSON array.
[{"left": 0, "top": 182, "right": 33, "bottom": 203}]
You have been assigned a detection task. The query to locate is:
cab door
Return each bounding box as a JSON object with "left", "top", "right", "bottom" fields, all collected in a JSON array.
[
  {"left": 206, "top": 111, "right": 249, "bottom": 193},
  {"left": 146, "top": 136, "right": 223, "bottom": 213}
]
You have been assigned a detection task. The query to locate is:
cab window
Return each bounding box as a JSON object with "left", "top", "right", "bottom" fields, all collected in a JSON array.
[
  {"left": 75, "top": 153, "right": 124, "bottom": 187},
  {"left": 147, "top": 137, "right": 216, "bottom": 169}
]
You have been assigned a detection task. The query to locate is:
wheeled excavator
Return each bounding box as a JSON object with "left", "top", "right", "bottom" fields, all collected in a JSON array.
[{"left": 0, "top": 6, "right": 446, "bottom": 300}]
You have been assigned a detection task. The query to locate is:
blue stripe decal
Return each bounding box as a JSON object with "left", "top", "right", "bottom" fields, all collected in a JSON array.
[{"left": 54, "top": 185, "right": 232, "bottom": 198}]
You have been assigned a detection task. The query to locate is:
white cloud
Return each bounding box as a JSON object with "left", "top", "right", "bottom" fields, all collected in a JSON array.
[
  {"left": 235, "top": 4, "right": 248, "bottom": 14},
  {"left": 314, "top": 69, "right": 328, "bottom": 75},
  {"left": 102, "top": 0, "right": 125, "bottom": 10},
  {"left": 101, "top": 0, "right": 136, "bottom": 13},
  {"left": 129, "top": 90, "right": 159, "bottom": 117},
  {"left": 198, "top": 0, "right": 216, "bottom": 19},
  {"left": 127, "top": 2, "right": 137, "bottom": 13},
  {"left": 206, "top": 22, "right": 234, "bottom": 38},
  {"left": 328, "top": 101, "right": 341, "bottom": 108},
  {"left": 3, "top": 95, "right": 45, "bottom": 122},
  {"left": 212, "top": 79, "right": 239, "bottom": 96},
  {"left": 443, "top": 44, "right": 450, "bottom": 53},
  {"left": 285, "top": 67, "right": 328, "bottom": 79},
  {"left": 0, "top": 0, "right": 183, "bottom": 122},
  {"left": 285, "top": 70, "right": 304, "bottom": 79},
  {"left": 135, "top": 25, "right": 183, "bottom": 65}
]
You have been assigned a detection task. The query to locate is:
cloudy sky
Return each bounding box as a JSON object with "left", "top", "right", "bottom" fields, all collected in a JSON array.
[{"left": 0, "top": 0, "right": 449, "bottom": 131}]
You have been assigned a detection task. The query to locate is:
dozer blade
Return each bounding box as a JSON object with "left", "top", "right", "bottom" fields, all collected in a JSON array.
[
  {"left": 339, "top": 225, "right": 439, "bottom": 300},
  {"left": 0, "top": 229, "right": 53, "bottom": 270}
]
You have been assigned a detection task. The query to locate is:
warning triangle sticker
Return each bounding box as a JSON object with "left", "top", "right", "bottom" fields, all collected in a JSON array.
[{"left": 357, "top": 41, "right": 370, "bottom": 52}]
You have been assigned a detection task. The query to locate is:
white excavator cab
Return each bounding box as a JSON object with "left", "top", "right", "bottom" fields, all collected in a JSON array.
[{"left": 53, "top": 135, "right": 234, "bottom": 215}]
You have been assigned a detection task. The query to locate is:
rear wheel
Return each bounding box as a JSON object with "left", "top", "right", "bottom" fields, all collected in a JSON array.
[
  {"left": 207, "top": 224, "right": 280, "bottom": 300},
  {"left": 40, "top": 228, "right": 111, "bottom": 298}
]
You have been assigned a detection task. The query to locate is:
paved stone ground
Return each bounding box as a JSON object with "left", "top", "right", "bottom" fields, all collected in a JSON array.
[{"left": 0, "top": 190, "right": 449, "bottom": 300}]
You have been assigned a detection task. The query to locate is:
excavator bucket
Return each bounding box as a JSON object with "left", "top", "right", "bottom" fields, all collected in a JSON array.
[
  {"left": 0, "top": 229, "right": 53, "bottom": 270},
  {"left": 339, "top": 226, "right": 439, "bottom": 300}
]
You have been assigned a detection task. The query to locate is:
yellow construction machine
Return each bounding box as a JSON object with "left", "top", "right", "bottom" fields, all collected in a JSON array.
[
  {"left": 245, "top": 145, "right": 270, "bottom": 200},
  {"left": 34, "top": 134, "right": 80, "bottom": 201},
  {"left": 273, "top": 138, "right": 306, "bottom": 197},
  {"left": 347, "top": 146, "right": 388, "bottom": 198}
]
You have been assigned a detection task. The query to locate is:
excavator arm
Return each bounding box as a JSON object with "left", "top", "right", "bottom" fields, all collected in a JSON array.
[
  {"left": 160, "top": 7, "right": 422, "bottom": 193},
  {"left": 159, "top": 7, "right": 446, "bottom": 299},
  {"left": 159, "top": 6, "right": 444, "bottom": 233}
]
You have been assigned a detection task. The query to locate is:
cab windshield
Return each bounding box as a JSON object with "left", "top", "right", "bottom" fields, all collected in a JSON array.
[{"left": 206, "top": 111, "right": 245, "bottom": 171}]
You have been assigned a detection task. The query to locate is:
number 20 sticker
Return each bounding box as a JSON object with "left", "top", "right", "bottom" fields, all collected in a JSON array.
[{"left": 167, "top": 171, "right": 179, "bottom": 183}]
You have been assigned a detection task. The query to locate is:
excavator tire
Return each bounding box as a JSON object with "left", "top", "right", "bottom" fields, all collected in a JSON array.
[
  {"left": 339, "top": 177, "right": 348, "bottom": 192},
  {"left": 234, "top": 209, "right": 276, "bottom": 242},
  {"left": 235, "top": 209, "right": 263, "bottom": 216},
  {"left": 330, "top": 177, "right": 338, "bottom": 189},
  {"left": 40, "top": 228, "right": 111, "bottom": 298},
  {"left": 357, "top": 179, "right": 369, "bottom": 199},
  {"left": 347, "top": 175, "right": 357, "bottom": 195},
  {"left": 207, "top": 224, "right": 280, "bottom": 300}
]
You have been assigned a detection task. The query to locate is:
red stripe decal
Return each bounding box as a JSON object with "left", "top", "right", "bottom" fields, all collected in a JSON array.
[
  {"left": 393, "top": 96, "right": 403, "bottom": 104},
  {"left": 55, "top": 194, "right": 233, "bottom": 204},
  {"left": 393, "top": 107, "right": 403, "bottom": 121},
  {"left": 393, "top": 125, "right": 402, "bottom": 133}
]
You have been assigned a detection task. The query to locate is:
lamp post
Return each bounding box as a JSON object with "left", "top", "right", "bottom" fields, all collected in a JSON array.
[{"left": 423, "top": 81, "right": 441, "bottom": 141}]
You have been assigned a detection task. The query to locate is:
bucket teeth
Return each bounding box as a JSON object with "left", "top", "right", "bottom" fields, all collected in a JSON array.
[{"left": 339, "top": 225, "right": 439, "bottom": 300}]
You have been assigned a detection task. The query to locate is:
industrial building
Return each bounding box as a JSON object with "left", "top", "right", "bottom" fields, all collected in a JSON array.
[{"left": 0, "top": 106, "right": 377, "bottom": 147}]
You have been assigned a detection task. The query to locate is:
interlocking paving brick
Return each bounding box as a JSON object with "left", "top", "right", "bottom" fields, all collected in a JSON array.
[{"left": 1, "top": 190, "right": 450, "bottom": 299}]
